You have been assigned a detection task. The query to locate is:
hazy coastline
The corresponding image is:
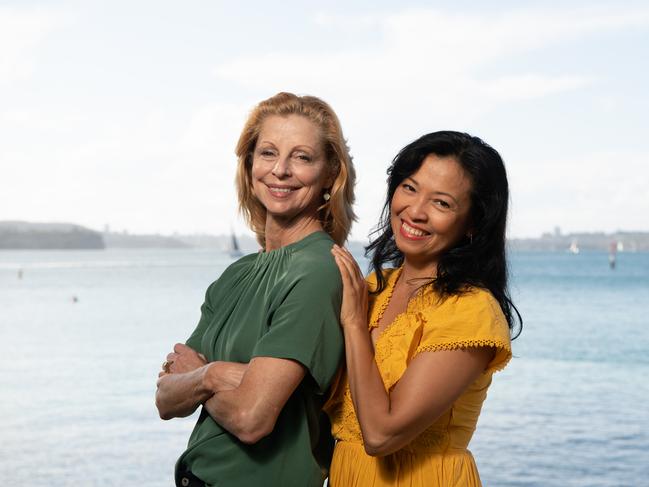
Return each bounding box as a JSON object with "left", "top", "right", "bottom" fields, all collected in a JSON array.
[{"left": 2, "top": 220, "right": 649, "bottom": 252}]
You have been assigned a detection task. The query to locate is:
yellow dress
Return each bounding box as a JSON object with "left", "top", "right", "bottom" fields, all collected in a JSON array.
[{"left": 326, "top": 268, "right": 512, "bottom": 487}]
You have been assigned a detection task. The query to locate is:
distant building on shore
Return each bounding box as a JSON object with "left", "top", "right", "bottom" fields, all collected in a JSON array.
[{"left": 508, "top": 230, "right": 649, "bottom": 252}]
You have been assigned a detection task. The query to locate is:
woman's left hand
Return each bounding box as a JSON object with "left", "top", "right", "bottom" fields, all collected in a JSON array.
[
  {"left": 161, "top": 343, "right": 207, "bottom": 376},
  {"left": 331, "top": 245, "right": 369, "bottom": 330}
]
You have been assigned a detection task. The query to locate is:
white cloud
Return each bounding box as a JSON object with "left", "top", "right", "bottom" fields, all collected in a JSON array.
[
  {"left": 213, "top": 6, "right": 649, "bottom": 105},
  {"left": 0, "top": 6, "right": 63, "bottom": 85}
]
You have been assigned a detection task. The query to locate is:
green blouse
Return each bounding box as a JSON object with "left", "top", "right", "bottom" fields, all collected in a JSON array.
[{"left": 175, "top": 231, "right": 344, "bottom": 487}]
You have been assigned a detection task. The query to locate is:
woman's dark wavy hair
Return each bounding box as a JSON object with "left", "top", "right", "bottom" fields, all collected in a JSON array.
[{"left": 367, "top": 131, "right": 522, "bottom": 338}]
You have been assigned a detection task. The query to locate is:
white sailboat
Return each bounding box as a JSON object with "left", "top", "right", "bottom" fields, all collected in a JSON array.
[{"left": 568, "top": 239, "right": 580, "bottom": 254}]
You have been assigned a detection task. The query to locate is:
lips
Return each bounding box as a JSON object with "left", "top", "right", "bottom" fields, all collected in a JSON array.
[
  {"left": 266, "top": 184, "right": 299, "bottom": 198},
  {"left": 399, "top": 220, "right": 430, "bottom": 240}
]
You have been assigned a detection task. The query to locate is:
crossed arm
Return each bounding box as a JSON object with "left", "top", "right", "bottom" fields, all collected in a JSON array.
[
  {"left": 156, "top": 343, "right": 305, "bottom": 444},
  {"left": 331, "top": 245, "right": 495, "bottom": 457}
]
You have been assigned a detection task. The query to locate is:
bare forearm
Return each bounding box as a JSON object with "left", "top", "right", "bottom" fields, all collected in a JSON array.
[
  {"left": 156, "top": 366, "right": 212, "bottom": 420},
  {"left": 212, "top": 362, "right": 247, "bottom": 390},
  {"left": 202, "top": 357, "right": 305, "bottom": 444},
  {"left": 345, "top": 324, "right": 495, "bottom": 455},
  {"left": 203, "top": 388, "right": 279, "bottom": 444},
  {"left": 343, "top": 326, "right": 394, "bottom": 442},
  {"left": 156, "top": 361, "right": 247, "bottom": 420}
]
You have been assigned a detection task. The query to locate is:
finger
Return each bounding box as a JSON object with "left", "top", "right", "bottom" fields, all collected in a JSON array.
[
  {"left": 336, "top": 252, "right": 361, "bottom": 291},
  {"left": 335, "top": 246, "right": 358, "bottom": 270},
  {"left": 331, "top": 245, "right": 352, "bottom": 265},
  {"left": 333, "top": 249, "right": 363, "bottom": 286},
  {"left": 166, "top": 352, "right": 177, "bottom": 362},
  {"left": 339, "top": 247, "right": 364, "bottom": 279},
  {"left": 332, "top": 251, "right": 353, "bottom": 288},
  {"left": 174, "top": 343, "right": 188, "bottom": 353}
]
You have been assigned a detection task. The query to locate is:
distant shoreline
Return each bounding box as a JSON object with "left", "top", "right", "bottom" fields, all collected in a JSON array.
[{"left": 1, "top": 221, "right": 648, "bottom": 252}]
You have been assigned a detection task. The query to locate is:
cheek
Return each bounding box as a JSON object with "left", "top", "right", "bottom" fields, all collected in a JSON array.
[
  {"left": 389, "top": 207, "right": 401, "bottom": 233},
  {"left": 390, "top": 192, "right": 404, "bottom": 213},
  {"left": 297, "top": 166, "right": 327, "bottom": 188},
  {"left": 249, "top": 165, "right": 264, "bottom": 196},
  {"left": 250, "top": 160, "right": 264, "bottom": 180}
]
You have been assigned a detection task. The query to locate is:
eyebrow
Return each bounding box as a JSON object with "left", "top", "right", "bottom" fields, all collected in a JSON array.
[
  {"left": 256, "top": 141, "right": 317, "bottom": 153},
  {"left": 406, "top": 176, "right": 460, "bottom": 205}
]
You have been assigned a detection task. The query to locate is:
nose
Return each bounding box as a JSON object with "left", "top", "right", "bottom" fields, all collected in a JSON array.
[
  {"left": 272, "top": 156, "right": 291, "bottom": 178},
  {"left": 407, "top": 196, "right": 428, "bottom": 222}
]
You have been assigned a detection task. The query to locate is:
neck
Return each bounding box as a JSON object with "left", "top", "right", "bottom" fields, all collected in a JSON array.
[
  {"left": 400, "top": 257, "right": 438, "bottom": 289},
  {"left": 264, "top": 214, "right": 324, "bottom": 252}
]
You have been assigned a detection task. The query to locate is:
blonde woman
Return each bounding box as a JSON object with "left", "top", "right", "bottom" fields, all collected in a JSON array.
[{"left": 156, "top": 92, "right": 355, "bottom": 487}]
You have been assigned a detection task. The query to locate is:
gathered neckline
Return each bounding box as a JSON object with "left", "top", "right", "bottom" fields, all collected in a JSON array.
[{"left": 259, "top": 231, "right": 331, "bottom": 256}]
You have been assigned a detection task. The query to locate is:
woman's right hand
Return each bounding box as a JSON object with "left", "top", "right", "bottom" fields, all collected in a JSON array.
[
  {"left": 164, "top": 343, "right": 207, "bottom": 375},
  {"left": 331, "top": 244, "right": 369, "bottom": 330}
]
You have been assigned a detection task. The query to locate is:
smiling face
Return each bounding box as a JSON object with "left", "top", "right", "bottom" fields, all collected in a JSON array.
[
  {"left": 390, "top": 153, "right": 473, "bottom": 272},
  {"left": 251, "top": 114, "right": 331, "bottom": 231}
]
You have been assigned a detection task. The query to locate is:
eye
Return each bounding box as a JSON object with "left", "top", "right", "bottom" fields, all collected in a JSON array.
[
  {"left": 293, "top": 152, "right": 313, "bottom": 163},
  {"left": 258, "top": 148, "right": 276, "bottom": 158},
  {"left": 433, "top": 199, "right": 451, "bottom": 209},
  {"left": 402, "top": 183, "right": 415, "bottom": 192}
]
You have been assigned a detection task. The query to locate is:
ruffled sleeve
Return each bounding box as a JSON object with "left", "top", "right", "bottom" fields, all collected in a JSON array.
[{"left": 414, "top": 288, "right": 512, "bottom": 374}]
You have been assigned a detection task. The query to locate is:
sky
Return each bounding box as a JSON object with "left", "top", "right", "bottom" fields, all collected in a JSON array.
[{"left": 1, "top": 0, "right": 648, "bottom": 241}]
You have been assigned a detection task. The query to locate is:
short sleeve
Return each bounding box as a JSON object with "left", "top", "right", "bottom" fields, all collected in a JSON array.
[
  {"left": 251, "top": 260, "right": 344, "bottom": 393},
  {"left": 415, "top": 289, "right": 512, "bottom": 374},
  {"left": 185, "top": 280, "right": 217, "bottom": 352},
  {"left": 184, "top": 255, "right": 255, "bottom": 355}
]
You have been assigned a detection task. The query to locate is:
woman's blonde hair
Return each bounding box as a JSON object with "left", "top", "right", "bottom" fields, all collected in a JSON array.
[{"left": 235, "top": 92, "right": 356, "bottom": 246}]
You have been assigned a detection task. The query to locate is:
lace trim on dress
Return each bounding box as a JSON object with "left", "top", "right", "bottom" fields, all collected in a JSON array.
[
  {"left": 369, "top": 267, "right": 402, "bottom": 330},
  {"left": 414, "top": 339, "right": 512, "bottom": 373}
]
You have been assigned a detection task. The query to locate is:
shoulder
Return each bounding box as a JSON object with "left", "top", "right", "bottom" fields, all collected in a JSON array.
[
  {"left": 289, "top": 232, "right": 341, "bottom": 286},
  {"left": 413, "top": 288, "right": 511, "bottom": 356},
  {"left": 205, "top": 253, "right": 257, "bottom": 296},
  {"left": 426, "top": 287, "right": 506, "bottom": 323},
  {"left": 450, "top": 287, "right": 505, "bottom": 316},
  {"left": 366, "top": 267, "right": 399, "bottom": 293}
]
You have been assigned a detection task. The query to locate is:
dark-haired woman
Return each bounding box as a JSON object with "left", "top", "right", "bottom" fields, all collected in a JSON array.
[{"left": 326, "top": 131, "right": 521, "bottom": 486}]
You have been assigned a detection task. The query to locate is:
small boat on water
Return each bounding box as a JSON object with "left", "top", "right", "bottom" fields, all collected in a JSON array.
[
  {"left": 609, "top": 241, "right": 617, "bottom": 270},
  {"left": 568, "top": 239, "right": 580, "bottom": 254},
  {"left": 229, "top": 231, "right": 243, "bottom": 258}
]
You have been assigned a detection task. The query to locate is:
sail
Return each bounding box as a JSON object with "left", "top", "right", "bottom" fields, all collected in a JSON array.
[
  {"left": 231, "top": 233, "right": 240, "bottom": 252},
  {"left": 229, "top": 230, "right": 243, "bottom": 258}
]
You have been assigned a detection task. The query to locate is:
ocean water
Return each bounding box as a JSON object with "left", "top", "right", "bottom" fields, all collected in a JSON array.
[{"left": 1, "top": 249, "right": 648, "bottom": 486}]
